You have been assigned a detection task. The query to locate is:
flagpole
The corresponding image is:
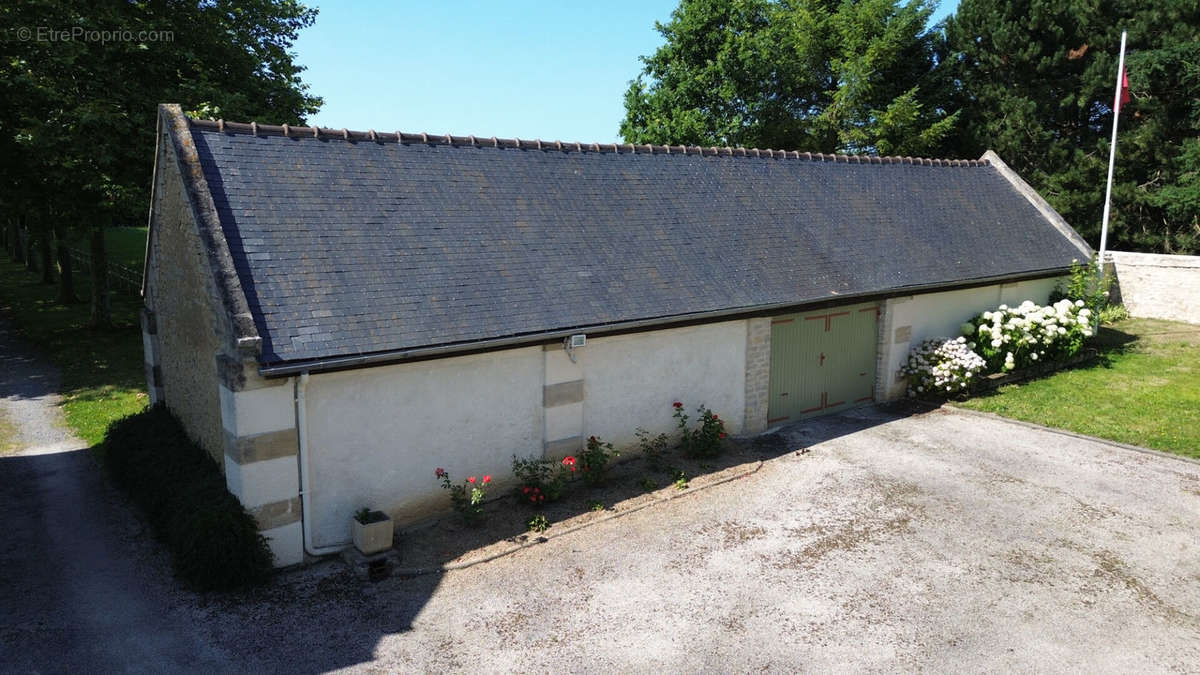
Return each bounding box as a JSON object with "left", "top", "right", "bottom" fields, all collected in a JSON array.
[{"left": 1097, "top": 30, "right": 1127, "bottom": 275}]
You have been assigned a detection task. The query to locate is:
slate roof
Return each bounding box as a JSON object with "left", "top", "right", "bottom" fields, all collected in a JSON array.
[{"left": 183, "top": 118, "right": 1090, "bottom": 367}]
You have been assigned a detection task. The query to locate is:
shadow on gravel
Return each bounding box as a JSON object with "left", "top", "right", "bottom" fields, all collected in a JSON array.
[
  {"left": 391, "top": 403, "right": 923, "bottom": 577},
  {"left": 0, "top": 449, "right": 241, "bottom": 673},
  {"left": 0, "top": 399, "right": 925, "bottom": 673},
  {"left": 778, "top": 401, "right": 930, "bottom": 448},
  {"left": 180, "top": 403, "right": 926, "bottom": 672},
  {"left": 0, "top": 342, "right": 61, "bottom": 402}
]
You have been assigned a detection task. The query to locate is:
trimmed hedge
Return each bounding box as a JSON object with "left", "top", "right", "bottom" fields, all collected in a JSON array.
[{"left": 102, "top": 404, "right": 273, "bottom": 590}]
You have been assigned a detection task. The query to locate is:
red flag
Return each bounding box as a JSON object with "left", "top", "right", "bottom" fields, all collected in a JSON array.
[{"left": 1119, "top": 67, "right": 1131, "bottom": 106}]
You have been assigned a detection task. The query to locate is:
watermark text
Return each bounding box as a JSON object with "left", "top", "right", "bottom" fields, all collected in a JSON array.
[{"left": 12, "top": 26, "right": 174, "bottom": 44}]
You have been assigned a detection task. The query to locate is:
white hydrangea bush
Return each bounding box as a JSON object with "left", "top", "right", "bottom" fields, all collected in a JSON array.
[
  {"left": 900, "top": 336, "right": 987, "bottom": 396},
  {"left": 966, "top": 299, "right": 1093, "bottom": 372}
]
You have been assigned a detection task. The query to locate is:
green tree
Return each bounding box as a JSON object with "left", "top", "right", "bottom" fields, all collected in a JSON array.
[
  {"left": 0, "top": 0, "right": 323, "bottom": 322},
  {"left": 945, "top": 0, "right": 1200, "bottom": 253},
  {"left": 620, "top": 0, "right": 958, "bottom": 156}
]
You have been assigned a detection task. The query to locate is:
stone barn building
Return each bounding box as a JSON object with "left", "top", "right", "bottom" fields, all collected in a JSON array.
[{"left": 142, "top": 103, "right": 1091, "bottom": 566}]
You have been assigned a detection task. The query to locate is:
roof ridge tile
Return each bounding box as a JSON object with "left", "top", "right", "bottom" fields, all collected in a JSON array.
[{"left": 186, "top": 116, "right": 989, "bottom": 167}]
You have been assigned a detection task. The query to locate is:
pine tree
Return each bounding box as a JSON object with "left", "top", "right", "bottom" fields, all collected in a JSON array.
[{"left": 946, "top": 0, "right": 1200, "bottom": 253}]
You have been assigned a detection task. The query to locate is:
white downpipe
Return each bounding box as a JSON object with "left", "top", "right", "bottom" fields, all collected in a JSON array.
[{"left": 296, "top": 371, "right": 348, "bottom": 555}]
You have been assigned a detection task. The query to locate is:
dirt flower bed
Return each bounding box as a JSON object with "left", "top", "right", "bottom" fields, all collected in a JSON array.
[{"left": 391, "top": 433, "right": 792, "bottom": 574}]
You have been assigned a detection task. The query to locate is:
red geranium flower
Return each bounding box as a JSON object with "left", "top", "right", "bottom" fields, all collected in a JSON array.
[
  {"left": 435, "top": 468, "right": 446, "bottom": 478},
  {"left": 483, "top": 475, "right": 492, "bottom": 485},
  {"left": 673, "top": 401, "right": 683, "bottom": 408},
  {"left": 522, "top": 486, "right": 531, "bottom": 494},
  {"left": 712, "top": 414, "right": 718, "bottom": 420},
  {"left": 719, "top": 432, "right": 726, "bottom": 439},
  {"left": 562, "top": 456, "right": 576, "bottom": 467},
  {"left": 467, "top": 476, "right": 476, "bottom": 484}
]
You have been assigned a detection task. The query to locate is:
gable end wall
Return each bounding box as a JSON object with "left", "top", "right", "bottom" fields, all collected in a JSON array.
[{"left": 144, "top": 133, "right": 228, "bottom": 463}]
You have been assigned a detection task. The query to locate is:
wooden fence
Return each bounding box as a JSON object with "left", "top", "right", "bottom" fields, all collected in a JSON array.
[
  {"left": 67, "top": 247, "right": 142, "bottom": 296},
  {"left": 7, "top": 229, "right": 142, "bottom": 297}
]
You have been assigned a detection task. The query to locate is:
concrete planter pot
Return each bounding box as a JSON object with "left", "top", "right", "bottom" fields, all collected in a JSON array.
[{"left": 352, "top": 510, "right": 393, "bottom": 555}]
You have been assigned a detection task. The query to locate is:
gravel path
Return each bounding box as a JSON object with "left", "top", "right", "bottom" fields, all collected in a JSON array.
[
  {"left": 0, "top": 319, "right": 85, "bottom": 456},
  {"left": 0, "top": 317, "right": 240, "bottom": 673}
]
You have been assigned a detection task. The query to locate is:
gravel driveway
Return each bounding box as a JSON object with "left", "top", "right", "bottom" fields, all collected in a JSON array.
[
  {"left": 2, "top": 334, "right": 1198, "bottom": 673},
  {"left": 208, "top": 404, "right": 1200, "bottom": 673}
]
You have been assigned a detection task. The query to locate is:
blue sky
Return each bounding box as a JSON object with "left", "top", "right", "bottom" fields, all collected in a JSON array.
[{"left": 295, "top": 1, "right": 960, "bottom": 143}]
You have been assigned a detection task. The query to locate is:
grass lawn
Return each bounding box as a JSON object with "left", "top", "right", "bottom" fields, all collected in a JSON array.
[
  {"left": 104, "top": 226, "right": 149, "bottom": 270},
  {"left": 0, "top": 408, "right": 18, "bottom": 455},
  {"left": 955, "top": 318, "right": 1200, "bottom": 459},
  {"left": 64, "top": 226, "right": 148, "bottom": 271},
  {"left": 0, "top": 260, "right": 147, "bottom": 446}
]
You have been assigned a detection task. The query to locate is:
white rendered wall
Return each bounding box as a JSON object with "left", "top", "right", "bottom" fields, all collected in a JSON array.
[
  {"left": 252, "top": 281, "right": 1073, "bottom": 547},
  {"left": 1108, "top": 251, "right": 1200, "bottom": 324},
  {"left": 299, "top": 321, "right": 749, "bottom": 543},
  {"left": 879, "top": 277, "right": 1063, "bottom": 400},
  {"left": 578, "top": 320, "right": 748, "bottom": 449},
  {"left": 303, "top": 347, "right": 544, "bottom": 547}
]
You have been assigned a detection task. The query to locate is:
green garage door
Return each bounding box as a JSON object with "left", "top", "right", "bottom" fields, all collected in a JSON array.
[{"left": 767, "top": 302, "right": 879, "bottom": 425}]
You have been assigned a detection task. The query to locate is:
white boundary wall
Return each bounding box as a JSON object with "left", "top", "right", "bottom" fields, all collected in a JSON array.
[{"left": 1108, "top": 251, "right": 1200, "bottom": 325}]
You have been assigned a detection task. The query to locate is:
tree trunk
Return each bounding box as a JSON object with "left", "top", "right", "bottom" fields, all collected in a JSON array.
[
  {"left": 24, "top": 216, "right": 36, "bottom": 272},
  {"left": 38, "top": 219, "right": 54, "bottom": 284},
  {"left": 13, "top": 215, "right": 25, "bottom": 264},
  {"left": 89, "top": 222, "right": 112, "bottom": 328},
  {"left": 53, "top": 222, "right": 76, "bottom": 303}
]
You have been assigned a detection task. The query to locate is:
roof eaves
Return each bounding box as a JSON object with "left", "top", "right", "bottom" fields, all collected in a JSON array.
[{"left": 257, "top": 266, "right": 1071, "bottom": 378}]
